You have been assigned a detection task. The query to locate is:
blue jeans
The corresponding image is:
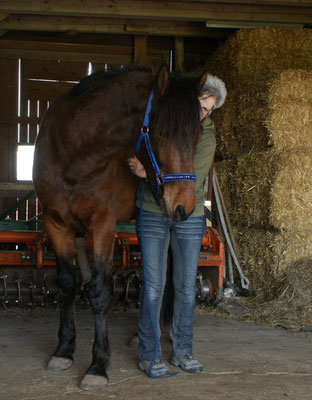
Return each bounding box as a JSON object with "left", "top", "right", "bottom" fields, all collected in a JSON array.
[{"left": 136, "top": 208, "right": 205, "bottom": 361}]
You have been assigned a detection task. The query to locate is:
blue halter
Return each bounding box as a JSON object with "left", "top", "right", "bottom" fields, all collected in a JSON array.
[{"left": 135, "top": 90, "right": 197, "bottom": 193}]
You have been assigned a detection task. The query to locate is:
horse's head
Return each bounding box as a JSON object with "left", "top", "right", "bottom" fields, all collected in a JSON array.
[{"left": 137, "top": 66, "right": 210, "bottom": 222}]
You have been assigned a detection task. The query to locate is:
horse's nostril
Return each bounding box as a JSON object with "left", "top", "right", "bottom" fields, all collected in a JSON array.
[{"left": 174, "top": 205, "right": 187, "bottom": 221}]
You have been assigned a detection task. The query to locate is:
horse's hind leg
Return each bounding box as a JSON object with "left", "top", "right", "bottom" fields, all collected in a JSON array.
[
  {"left": 43, "top": 214, "right": 77, "bottom": 372},
  {"left": 79, "top": 222, "right": 115, "bottom": 391}
]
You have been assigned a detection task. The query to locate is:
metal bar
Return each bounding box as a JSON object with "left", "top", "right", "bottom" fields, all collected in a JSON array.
[{"left": 0, "top": 190, "right": 36, "bottom": 220}]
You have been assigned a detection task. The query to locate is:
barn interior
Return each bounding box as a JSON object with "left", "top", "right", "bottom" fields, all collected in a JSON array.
[{"left": 1, "top": 1, "right": 312, "bottom": 398}]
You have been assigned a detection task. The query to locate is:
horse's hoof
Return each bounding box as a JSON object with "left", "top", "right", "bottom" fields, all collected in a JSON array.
[
  {"left": 46, "top": 356, "right": 73, "bottom": 371},
  {"left": 79, "top": 374, "right": 108, "bottom": 391}
]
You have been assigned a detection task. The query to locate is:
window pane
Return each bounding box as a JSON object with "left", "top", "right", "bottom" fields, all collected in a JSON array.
[{"left": 17, "top": 145, "right": 35, "bottom": 181}]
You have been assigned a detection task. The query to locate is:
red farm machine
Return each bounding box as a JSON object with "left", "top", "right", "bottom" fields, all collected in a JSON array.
[{"left": 0, "top": 189, "right": 224, "bottom": 308}]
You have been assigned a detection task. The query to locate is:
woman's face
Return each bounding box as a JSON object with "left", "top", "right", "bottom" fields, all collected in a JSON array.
[{"left": 199, "top": 95, "right": 217, "bottom": 121}]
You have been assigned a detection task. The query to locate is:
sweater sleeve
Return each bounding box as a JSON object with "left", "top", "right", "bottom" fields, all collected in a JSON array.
[
  {"left": 192, "top": 116, "right": 216, "bottom": 215},
  {"left": 194, "top": 117, "right": 216, "bottom": 187}
]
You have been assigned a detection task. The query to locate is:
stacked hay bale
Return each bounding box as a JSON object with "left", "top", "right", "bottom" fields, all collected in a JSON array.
[{"left": 207, "top": 28, "right": 312, "bottom": 315}]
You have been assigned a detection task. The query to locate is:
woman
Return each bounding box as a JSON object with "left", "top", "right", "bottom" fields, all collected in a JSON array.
[{"left": 128, "top": 74, "right": 227, "bottom": 378}]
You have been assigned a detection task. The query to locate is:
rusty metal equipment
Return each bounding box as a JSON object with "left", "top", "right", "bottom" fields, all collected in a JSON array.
[{"left": 0, "top": 221, "right": 223, "bottom": 307}]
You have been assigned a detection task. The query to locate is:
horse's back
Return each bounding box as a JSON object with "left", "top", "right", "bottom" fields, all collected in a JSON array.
[{"left": 33, "top": 69, "right": 147, "bottom": 229}]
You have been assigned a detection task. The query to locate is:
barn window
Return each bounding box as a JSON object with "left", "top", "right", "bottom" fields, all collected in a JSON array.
[
  {"left": 16, "top": 59, "right": 91, "bottom": 181},
  {"left": 16, "top": 144, "right": 35, "bottom": 181}
]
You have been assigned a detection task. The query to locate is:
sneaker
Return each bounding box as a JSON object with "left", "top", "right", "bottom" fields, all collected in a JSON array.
[
  {"left": 139, "top": 359, "right": 171, "bottom": 378},
  {"left": 170, "top": 354, "right": 203, "bottom": 373}
]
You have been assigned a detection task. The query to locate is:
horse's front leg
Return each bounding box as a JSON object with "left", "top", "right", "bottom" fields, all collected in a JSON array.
[
  {"left": 43, "top": 215, "right": 77, "bottom": 372},
  {"left": 80, "top": 226, "right": 114, "bottom": 391}
]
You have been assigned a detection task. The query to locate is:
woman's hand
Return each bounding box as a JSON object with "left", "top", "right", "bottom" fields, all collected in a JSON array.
[{"left": 127, "top": 156, "right": 147, "bottom": 178}]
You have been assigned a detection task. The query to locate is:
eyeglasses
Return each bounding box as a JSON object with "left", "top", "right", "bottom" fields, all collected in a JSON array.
[{"left": 201, "top": 107, "right": 213, "bottom": 116}]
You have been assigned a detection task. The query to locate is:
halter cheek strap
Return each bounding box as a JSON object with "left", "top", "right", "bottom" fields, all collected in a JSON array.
[{"left": 135, "top": 90, "right": 196, "bottom": 193}]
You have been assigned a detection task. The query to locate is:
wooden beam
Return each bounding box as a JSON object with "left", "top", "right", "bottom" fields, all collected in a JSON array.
[
  {"left": 0, "top": 14, "right": 232, "bottom": 38},
  {"left": 185, "top": 0, "right": 312, "bottom": 6},
  {"left": 0, "top": 48, "right": 132, "bottom": 64},
  {"left": 0, "top": 0, "right": 311, "bottom": 24},
  {"left": 0, "top": 40, "right": 132, "bottom": 63},
  {"left": 134, "top": 35, "right": 147, "bottom": 64},
  {"left": 0, "top": 39, "right": 132, "bottom": 55},
  {"left": 174, "top": 37, "right": 184, "bottom": 72},
  {"left": 0, "top": 182, "right": 34, "bottom": 191}
]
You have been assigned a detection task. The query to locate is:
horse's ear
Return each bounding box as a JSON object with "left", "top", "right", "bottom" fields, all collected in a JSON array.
[
  {"left": 155, "top": 64, "right": 169, "bottom": 96},
  {"left": 198, "top": 72, "right": 208, "bottom": 92}
]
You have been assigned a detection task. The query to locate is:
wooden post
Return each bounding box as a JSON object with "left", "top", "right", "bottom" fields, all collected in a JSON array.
[
  {"left": 134, "top": 35, "right": 147, "bottom": 64},
  {"left": 174, "top": 36, "right": 184, "bottom": 72}
]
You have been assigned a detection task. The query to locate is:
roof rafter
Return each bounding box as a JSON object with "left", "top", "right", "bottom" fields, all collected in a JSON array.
[{"left": 0, "top": 0, "right": 312, "bottom": 24}]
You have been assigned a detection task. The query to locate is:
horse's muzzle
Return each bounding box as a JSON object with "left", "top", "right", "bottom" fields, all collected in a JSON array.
[
  {"left": 161, "top": 198, "right": 194, "bottom": 222},
  {"left": 173, "top": 204, "right": 187, "bottom": 221}
]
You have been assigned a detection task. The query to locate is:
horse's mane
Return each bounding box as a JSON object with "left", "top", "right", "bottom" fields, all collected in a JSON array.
[
  {"left": 151, "top": 73, "right": 201, "bottom": 157},
  {"left": 70, "top": 66, "right": 201, "bottom": 158},
  {"left": 70, "top": 65, "right": 153, "bottom": 96}
]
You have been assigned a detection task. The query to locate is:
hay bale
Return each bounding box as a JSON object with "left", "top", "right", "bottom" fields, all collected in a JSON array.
[
  {"left": 270, "top": 149, "right": 312, "bottom": 231},
  {"left": 231, "top": 151, "right": 277, "bottom": 229},
  {"left": 238, "top": 257, "right": 312, "bottom": 326},
  {"left": 215, "top": 149, "right": 312, "bottom": 232},
  {"left": 214, "top": 159, "right": 237, "bottom": 222},
  {"left": 213, "top": 72, "right": 312, "bottom": 159},
  {"left": 233, "top": 227, "right": 280, "bottom": 301},
  {"left": 274, "top": 230, "right": 312, "bottom": 276},
  {"left": 233, "top": 227, "right": 312, "bottom": 301},
  {"left": 214, "top": 84, "right": 270, "bottom": 159},
  {"left": 213, "top": 97, "right": 240, "bottom": 160},
  {"left": 267, "top": 70, "right": 312, "bottom": 151},
  {"left": 206, "top": 28, "right": 312, "bottom": 88},
  {"left": 206, "top": 29, "right": 312, "bottom": 326},
  {"left": 206, "top": 28, "right": 312, "bottom": 158}
]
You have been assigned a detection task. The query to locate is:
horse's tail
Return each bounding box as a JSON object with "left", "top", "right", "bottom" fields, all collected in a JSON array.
[{"left": 161, "top": 249, "right": 174, "bottom": 327}]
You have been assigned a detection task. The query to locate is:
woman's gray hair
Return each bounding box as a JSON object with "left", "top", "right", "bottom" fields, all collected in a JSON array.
[{"left": 201, "top": 74, "right": 227, "bottom": 109}]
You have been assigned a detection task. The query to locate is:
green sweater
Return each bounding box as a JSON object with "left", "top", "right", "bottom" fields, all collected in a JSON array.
[{"left": 135, "top": 116, "right": 216, "bottom": 216}]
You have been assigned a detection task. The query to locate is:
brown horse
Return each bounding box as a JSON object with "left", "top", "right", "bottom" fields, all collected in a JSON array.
[{"left": 33, "top": 65, "right": 208, "bottom": 390}]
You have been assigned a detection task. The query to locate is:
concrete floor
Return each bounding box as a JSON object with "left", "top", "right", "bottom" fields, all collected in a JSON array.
[{"left": 0, "top": 307, "right": 312, "bottom": 400}]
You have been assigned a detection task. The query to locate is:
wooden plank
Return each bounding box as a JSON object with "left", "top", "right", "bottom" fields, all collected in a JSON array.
[
  {"left": 7, "top": 59, "right": 19, "bottom": 182},
  {"left": 91, "top": 62, "right": 110, "bottom": 73},
  {"left": 0, "top": 116, "right": 40, "bottom": 125},
  {"left": 0, "top": 126, "right": 10, "bottom": 182},
  {"left": 0, "top": 14, "right": 233, "bottom": 38},
  {"left": 174, "top": 37, "right": 184, "bottom": 72},
  {"left": 134, "top": 35, "right": 147, "bottom": 64},
  {"left": 0, "top": 40, "right": 133, "bottom": 56},
  {"left": 39, "top": 101, "right": 48, "bottom": 119},
  {"left": 0, "top": 0, "right": 311, "bottom": 23},
  {"left": 28, "top": 100, "right": 38, "bottom": 143},
  {"left": 27, "top": 196, "right": 38, "bottom": 220},
  {"left": 23, "top": 79, "right": 75, "bottom": 102},
  {"left": 23, "top": 81, "right": 74, "bottom": 102},
  {"left": 0, "top": 59, "right": 11, "bottom": 117},
  {"left": 18, "top": 125, "right": 28, "bottom": 144},
  {"left": 0, "top": 182, "right": 34, "bottom": 191},
  {"left": 0, "top": 48, "right": 133, "bottom": 64},
  {"left": 23, "top": 59, "right": 89, "bottom": 81},
  {"left": 9, "top": 125, "right": 17, "bottom": 182}
]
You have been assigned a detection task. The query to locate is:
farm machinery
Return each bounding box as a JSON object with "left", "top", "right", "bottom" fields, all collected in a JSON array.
[{"left": 0, "top": 218, "right": 224, "bottom": 308}]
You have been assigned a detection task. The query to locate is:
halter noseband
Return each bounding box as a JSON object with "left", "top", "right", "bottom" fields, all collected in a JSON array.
[{"left": 135, "top": 90, "right": 197, "bottom": 193}]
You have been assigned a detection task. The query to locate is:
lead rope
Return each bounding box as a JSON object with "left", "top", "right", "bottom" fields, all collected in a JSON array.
[{"left": 139, "top": 179, "right": 178, "bottom": 378}]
